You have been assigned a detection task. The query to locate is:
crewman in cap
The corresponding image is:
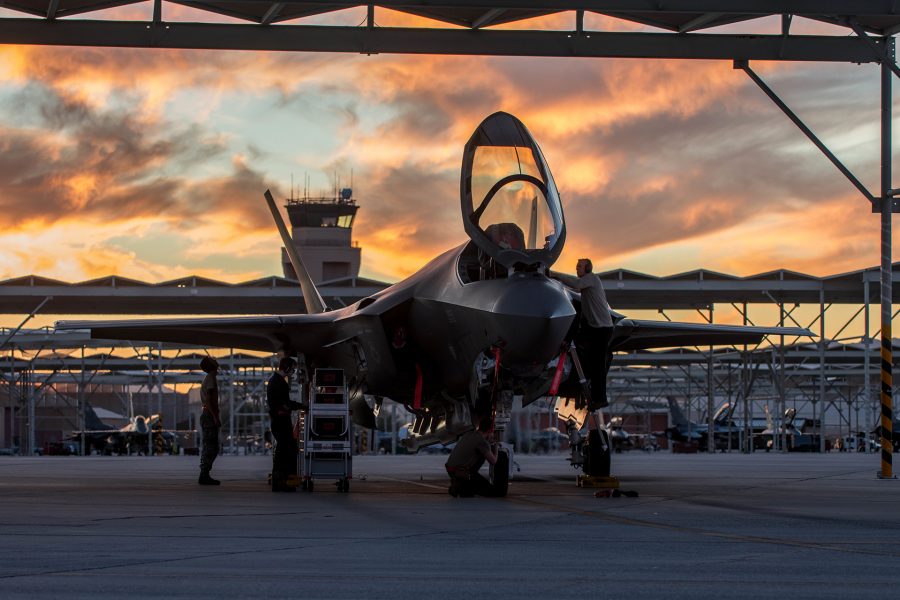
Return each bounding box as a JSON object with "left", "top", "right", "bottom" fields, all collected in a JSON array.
[
  {"left": 199, "top": 356, "right": 222, "bottom": 486},
  {"left": 267, "top": 357, "right": 307, "bottom": 492}
]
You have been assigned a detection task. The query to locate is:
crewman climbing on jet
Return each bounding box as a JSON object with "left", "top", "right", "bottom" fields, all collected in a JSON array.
[{"left": 550, "top": 258, "right": 614, "bottom": 410}]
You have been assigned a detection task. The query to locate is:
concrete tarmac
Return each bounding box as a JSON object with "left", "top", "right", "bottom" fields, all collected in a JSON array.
[{"left": 1, "top": 451, "right": 898, "bottom": 598}]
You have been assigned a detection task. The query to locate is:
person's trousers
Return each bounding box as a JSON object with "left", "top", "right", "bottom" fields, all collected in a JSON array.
[
  {"left": 199, "top": 411, "right": 219, "bottom": 473},
  {"left": 447, "top": 468, "right": 499, "bottom": 497},
  {"left": 576, "top": 325, "right": 613, "bottom": 410},
  {"left": 271, "top": 416, "right": 298, "bottom": 480}
]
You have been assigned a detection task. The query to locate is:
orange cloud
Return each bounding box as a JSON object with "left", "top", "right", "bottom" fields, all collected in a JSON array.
[{"left": 0, "top": 18, "right": 882, "bottom": 294}]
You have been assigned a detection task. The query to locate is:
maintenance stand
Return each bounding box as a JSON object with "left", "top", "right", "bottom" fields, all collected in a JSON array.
[{"left": 302, "top": 368, "right": 352, "bottom": 493}]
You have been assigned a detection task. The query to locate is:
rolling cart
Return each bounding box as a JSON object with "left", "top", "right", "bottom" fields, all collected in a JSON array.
[{"left": 301, "top": 368, "right": 352, "bottom": 492}]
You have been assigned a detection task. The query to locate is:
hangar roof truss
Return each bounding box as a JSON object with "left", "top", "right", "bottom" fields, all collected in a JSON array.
[{"left": 0, "top": 1, "right": 897, "bottom": 61}]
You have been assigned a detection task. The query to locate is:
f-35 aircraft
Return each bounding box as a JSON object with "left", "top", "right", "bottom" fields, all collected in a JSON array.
[{"left": 57, "top": 112, "right": 809, "bottom": 493}]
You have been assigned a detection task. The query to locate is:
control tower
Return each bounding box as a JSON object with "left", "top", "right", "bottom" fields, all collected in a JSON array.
[{"left": 281, "top": 188, "right": 361, "bottom": 283}]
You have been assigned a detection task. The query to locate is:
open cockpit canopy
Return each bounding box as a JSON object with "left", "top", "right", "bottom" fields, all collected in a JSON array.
[{"left": 461, "top": 112, "right": 565, "bottom": 272}]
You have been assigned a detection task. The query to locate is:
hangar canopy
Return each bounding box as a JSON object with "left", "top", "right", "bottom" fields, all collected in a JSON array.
[{"left": 0, "top": 1, "right": 897, "bottom": 61}]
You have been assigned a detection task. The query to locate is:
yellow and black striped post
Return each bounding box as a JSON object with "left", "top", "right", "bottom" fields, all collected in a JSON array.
[
  {"left": 881, "top": 326, "right": 893, "bottom": 476},
  {"left": 879, "top": 37, "right": 894, "bottom": 480}
]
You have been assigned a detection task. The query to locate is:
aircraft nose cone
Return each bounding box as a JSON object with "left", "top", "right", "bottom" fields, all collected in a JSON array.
[{"left": 492, "top": 275, "right": 575, "bottom": 364}]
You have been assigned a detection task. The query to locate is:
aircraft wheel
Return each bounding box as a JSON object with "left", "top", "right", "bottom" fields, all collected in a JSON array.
[
  {"left": 340, "top": 478, "right": 350, "bottom": 493},
  {"left": 584, "top": 429, "right": 611, "bottom": 477},
  {"left": 491, "top": 449, "right": 510, "bottom": 498}
]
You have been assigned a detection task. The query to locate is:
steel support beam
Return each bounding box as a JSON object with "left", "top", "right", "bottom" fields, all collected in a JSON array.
[
  {"left": 12, "top": 1, "right": 894, "bottom": 16},
  {"left": 0, "top": 20, "right": 881, "bottom": 62},
  {"left": 879, "top": 37, "right": 895, "bottom": 479},
  {"left": 865, "top": 275, "right": 872, "bottom": 431},
  {"left": 0, "top": 297, "right": 53, "bottom": 351},
  {"left": 707, "top": 306, "right": 714, "bottom": 454},
  {"left": 737, "top": 61, "right": 879, "bottom": 207}
]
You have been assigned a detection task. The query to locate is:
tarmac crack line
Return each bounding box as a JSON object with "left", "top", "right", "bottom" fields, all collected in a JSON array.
[
  {"left": 0, "top": 511, "right": 561, "bottom": 580},
  {"left": 508, "top": 495, "right": 900, "bottom": 558},
  {"left": 0, "top": 534, "right": 402, "bottom": 581}
]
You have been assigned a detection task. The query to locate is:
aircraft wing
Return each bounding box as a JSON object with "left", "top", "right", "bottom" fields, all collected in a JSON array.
[
  {"left": 56, "top": 313, "right": 342, "bottom": 354},
  {"left": 611, "top": 319, "right": 812, "bottom": 352}
]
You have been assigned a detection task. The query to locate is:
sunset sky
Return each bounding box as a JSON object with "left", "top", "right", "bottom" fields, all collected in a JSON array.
[{"left": 0, "top": 8, "right": 895, "bottom": 292}]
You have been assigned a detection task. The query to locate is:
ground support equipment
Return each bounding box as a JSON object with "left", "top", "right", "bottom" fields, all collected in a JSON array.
[
  {"left": 302, "top": 368, "right": 352, "bottom": 492},
  {"left": 576, "top": 474, "right": 620, "bottom": 488}
]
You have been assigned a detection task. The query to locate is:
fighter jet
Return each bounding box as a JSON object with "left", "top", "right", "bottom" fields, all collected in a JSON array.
[
  {"left": 57, "top": 112, "right": 810, "bottom": 492},
  {"left": 755, "top": 405, "right": 803, "bottom": 450},
  {"left": 607, "top": 416, "right": 635, "bottom": 453},
  {"left": 72, "top": 403, "right": 176, "bottom": 455},
  {"left": 659, "top": 397, "right": 742, "bottom": 452}
]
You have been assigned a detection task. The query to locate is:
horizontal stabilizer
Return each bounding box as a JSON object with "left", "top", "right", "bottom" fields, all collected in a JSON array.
[{"left": 56, "top": 313, "right": 339, "bottom": 354}]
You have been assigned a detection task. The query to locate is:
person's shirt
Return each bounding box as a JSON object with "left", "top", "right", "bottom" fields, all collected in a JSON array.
[
  {"left": 200, "top": 372, "right": 218, "bottom": 414},
  {"left": 555, "top": 272, "right": 613, "bottom": 328},
  {"left": 446, "top": 430, "right": 491, "bottom": 472},
  {"left": 266, "top": 372, "right": 305, "bottom": 418}
]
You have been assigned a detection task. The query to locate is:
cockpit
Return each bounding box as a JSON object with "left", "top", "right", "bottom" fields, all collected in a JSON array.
[{"left": 459, "top": 112, "right": 565, "bottom": 282}]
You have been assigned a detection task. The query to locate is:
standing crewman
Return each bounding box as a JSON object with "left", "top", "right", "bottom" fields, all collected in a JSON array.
[
  {"left": 267, "top": 357, "right": 307, "bottom": 492},
  {"left": 198, "top": 356, "right": 222, "bottom": 486},
  {"left": 445, "top": 417, "right": 499, "bottom": 497},
  {"left": 550, "top": 258, "right": 614, "bottom": 410}
]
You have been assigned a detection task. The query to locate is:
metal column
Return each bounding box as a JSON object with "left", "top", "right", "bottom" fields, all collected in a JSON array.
[
  {"left": 864, "top": 275, "right": 871, "bottom": 435},
  {"left": 229, "top": 351, "right": 235, "bottom": 455},
  {"left": 879, "top": 36, "right": 895, "bottom": 479},
  {"left": 819, "top": 288, "right": 826, "bottom": 454},
  {"left": 707, "top": 305, "right": 714, "bottom": 454},
  {"left": 778, "top": 301, "right": 786, "bottom": 452}
]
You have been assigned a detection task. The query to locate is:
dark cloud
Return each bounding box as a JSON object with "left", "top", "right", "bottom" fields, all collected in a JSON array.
[{"left": 0, "top": 83, "right": 273, "bottom": 231}]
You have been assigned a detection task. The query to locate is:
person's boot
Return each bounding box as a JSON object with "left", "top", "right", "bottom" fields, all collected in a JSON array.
[{"left": 198, "top": 471, "right": 220, "bottom": 486}]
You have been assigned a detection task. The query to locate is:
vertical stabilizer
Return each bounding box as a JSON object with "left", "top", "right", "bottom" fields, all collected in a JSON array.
[
  {"left": 84, "top": 403, "right": 114, "bottom": 431},
  {"left": 667, "top": 397, "right": 689, "bottom": 429},
  {"left": 264, "top": 189, "right": 327, "bottom": 314}
]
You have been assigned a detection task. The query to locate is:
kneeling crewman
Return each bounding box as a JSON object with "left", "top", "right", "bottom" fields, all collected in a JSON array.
[{"left": 445, "top": 417, "right": 499, "bottom": 497}]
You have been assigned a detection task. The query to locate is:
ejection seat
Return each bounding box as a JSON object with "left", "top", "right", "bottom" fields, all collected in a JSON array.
[{"left": 478, "top": 223, "right": 526, "bottom": 279}]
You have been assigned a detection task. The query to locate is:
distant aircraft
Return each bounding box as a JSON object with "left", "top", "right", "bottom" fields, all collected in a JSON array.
[
  {"left": 607, "top": 416, "right": 635, "bottom": 453},
  {"left": 72, "top": 404, "right": 177, "bottom": 455},
  {"left": 57, "top": 112, "right": 809, "bottom": 493},
  {"left": 755, "top": 405, "right": 802, "bottom": 450},
  {"left": 871, "top": 420, "right": 900, "bottom": 453},
  {"left": 659, "top": 397, "right": 741, "bottom": 452}
]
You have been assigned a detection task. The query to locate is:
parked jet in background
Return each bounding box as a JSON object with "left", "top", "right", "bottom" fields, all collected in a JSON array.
[
  {"left": 72, "top": 404, "right": 177, "bottom": 455},
  {"left": 608, "top": 416, "right": 635, "bottom": 452},
  {"left": 755, "top": 406, "right": 802, "bottom": 450},
  {"left": 57, "top": 112, "right": 810, "bottom": 493},
  {"left": 659, "top": 397, "right": 741, "bottom": 452}
]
